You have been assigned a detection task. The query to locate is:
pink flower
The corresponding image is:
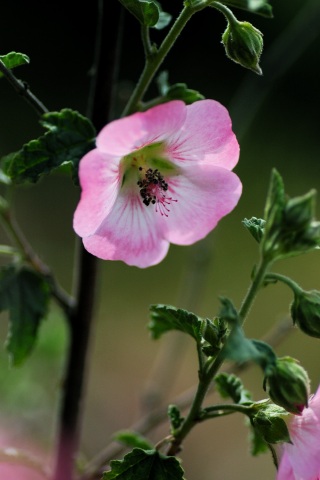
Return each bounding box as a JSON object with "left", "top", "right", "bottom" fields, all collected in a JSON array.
[
  {"left": 73, "top": 100, "right": 242, "bottom": 268},
  {"left": 277, "top": 387, "right": 320, "bottom": 480}
]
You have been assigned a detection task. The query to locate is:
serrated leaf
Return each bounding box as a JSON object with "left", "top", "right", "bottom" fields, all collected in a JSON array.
[
  {"left": 102, "top": 448, "right": 185, "bottom": 480},
  {"left": 218, "top": 0, "right": 273, "bottom": 17},
  {"left": 113, "top": 431, "right": 153, "bottom": 451},
  {"left": 0, "top": 52, "right": 30, "bottom": 78},
  {"left": 118, "top": 0, "right": 160, "bottom": 27},
  {"left": 2, "top": 109, "right": 96, "bottom": 186},
  {"left": 0, "top": 265, "right": 51, "bottom": 366},
  {"left": 215, "top": 373, "right": 252, "bottom": 404},
  {"left": 149, "top": 304, "right": 203, "bottom": 343}
]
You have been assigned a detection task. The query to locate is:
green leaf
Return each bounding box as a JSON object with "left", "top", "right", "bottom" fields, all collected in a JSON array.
[
  {"left": 157, "top": 71, "right": 204, "bottom": 104},
  {"left": 242, "top": 217, "right": 266, "bottom": 243},
  {"left": 0, "top": 52, "right": 30, "bottom": 78},
  {"left": 118, "top": 0, "right": 160, "bottom": 27},
  {"left": 2, "top": 109, "right": 96, "bottom": 185},
  {"left": 223, "top": 324, "right": 277, "bottom": 371},
  {"left": 168, "top": 405, "right": 184, "bottom": 432},
  {"left": 102, "top": 448, "right": 185, "bottom": 480},
  {"left": 248, "top": 423, "right": 269, "bottom": 456},
  {"left": 215, "top": 373, "right": 252, "bottom": 404},
  {"left": 0, "top": 265, "right": 51, "bottom": 366},
  {"left": 155, "top": 10, "right": 172, "bottom": 30},
  {"left": 251, "top": 409, "right": 291, "bottom": 445},
  {"left": 149, "top": 304, "right": 203, "bottom": 343},
  {"left": 113, "top": 431, "right": 153, "bottom": 451},
  {"left": 218, "top": 0, "right": 273, "bottom": 17}
]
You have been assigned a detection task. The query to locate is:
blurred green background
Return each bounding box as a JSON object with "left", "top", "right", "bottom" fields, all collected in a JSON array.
[{"left": 0, "top": 1, "right": 320, "bottom": 478}]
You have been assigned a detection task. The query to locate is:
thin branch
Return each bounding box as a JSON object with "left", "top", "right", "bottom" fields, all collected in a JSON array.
[{"left": 0, "top": 60, "right": 48, "bottom": 116}]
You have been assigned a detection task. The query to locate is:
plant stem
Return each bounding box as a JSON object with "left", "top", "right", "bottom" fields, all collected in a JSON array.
[
  {"left": 80, "top": 316, "right": 293, "bottom": 479},
  {"left": 238, "top": 256, "right": 271, "bottom": 322},
  {"left": 167, "top": 255, "right": 271, "bottom": 455},
  {"left": 52, "top": 1, "right": 123, "bottom": 479},
  {"left": 265, "top": 272, "right": 302, "bottom": 295},
  {"left": 122, "top": 3, "right": 202, "bottom": 116},
  {"left": 0, "top": 59, "right": 48, "bottom": 116},
  {"left": 0, "top": 203, "right": 74, "bottom": 314}
]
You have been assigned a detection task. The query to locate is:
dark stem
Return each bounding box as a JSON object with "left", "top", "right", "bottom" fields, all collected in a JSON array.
[
  {"left": 52, "top": 2, "right": 123, "bottom": 479},
  {"left": 0, "top": 60, "right": 48, "bottom": 116}
]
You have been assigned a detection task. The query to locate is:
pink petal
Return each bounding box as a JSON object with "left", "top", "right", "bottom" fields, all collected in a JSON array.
[
  {"left": 166, "top": 99, "right": 239, "bottom": 170},
  {"left": 159, "top": 165, "right": 242, "bottom": 245},
  {"left": 82, "top": 192, "right": 169, "bottom": 268},
  {"left": 73, "top": 149, "right": 120, "bottom": 237},
  {"left": 96, "top": 101, "right": 187, "bottom": 157}
]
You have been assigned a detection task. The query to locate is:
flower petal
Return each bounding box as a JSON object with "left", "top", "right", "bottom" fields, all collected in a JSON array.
[
  {"left": 82, "top": 192, "right": 169, "bottom": 268},
  {"left": 96, "top": 101, "right": 187, "bottom": 157},
  {"left": 159, "top": 165, "right": 242, "bottom": 245},
  {"left": 73, "top": 149, "right": 120, "bottom": 237},
  {"left": 166, "top": 99, "right": 239, "bottom": 170}
]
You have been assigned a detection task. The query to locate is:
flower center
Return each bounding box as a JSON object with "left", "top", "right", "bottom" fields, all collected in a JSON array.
[{"left": 137, "top": 167, "right": 177, "bottom": 217}]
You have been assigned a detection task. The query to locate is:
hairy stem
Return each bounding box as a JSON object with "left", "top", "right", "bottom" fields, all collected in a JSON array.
[
  {"left": 167, "top": 255, "right": 271, "bottom": 455},
  {"left": 122, "top": 1, "right": 211, "bottom": 116}
]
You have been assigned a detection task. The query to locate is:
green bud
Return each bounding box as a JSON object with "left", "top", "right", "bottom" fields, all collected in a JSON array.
[
  {"left": 284, "top": 190, "right": 315, "bottom": 234},
  {"left": 222, "top": 21, "right": 263, "bottom": 74},
  {"left": 291, "top": 289, "right": 320, "bottom": 338},
  {"left": 263, "top": 357, "right": 310, "bottom": 414}
]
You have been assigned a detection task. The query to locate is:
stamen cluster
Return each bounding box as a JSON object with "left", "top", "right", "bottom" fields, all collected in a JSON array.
[{"left": 137, "top": 167, "right": 168, "bottom": 206}]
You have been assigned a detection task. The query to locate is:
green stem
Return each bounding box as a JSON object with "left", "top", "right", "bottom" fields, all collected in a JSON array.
[
  {"left": 265, "top": 272, "right": 302, "bottom": 295},
  {"left": 201, "top": 402, "right": 254, "bottom": 418},
  {"left": 239, "top": 256, "right": 271, "bottom": 323},
  {"left": 167, "top": 256, "right": 272, "bottom": 455},
  {"left": 211, "top": 1, "right": 238, "bottom": 26},
  {"left": 0, "top": 245, "right": 17, "bottom": 257},
  {"left": 122, "top": 2, "right": 210, "bottom": 116}
]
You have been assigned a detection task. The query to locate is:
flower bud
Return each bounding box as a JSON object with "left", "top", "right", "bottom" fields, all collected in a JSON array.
[
  {"left": 284, "top": 190, "right": 315, "bottom": 233},
  {"left": 222, "top": 21, "right": 263, "bottom": 74},
  {"left": 291, "top": 289, "right": 320, "bottom": 338},
  {"left": 264, "top": 357, "right": 310, "bottom": 414}
]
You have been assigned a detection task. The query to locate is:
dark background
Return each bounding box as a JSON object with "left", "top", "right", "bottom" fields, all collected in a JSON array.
[{"left": 0, "top": 1, "right": 320, "bottom": 479}]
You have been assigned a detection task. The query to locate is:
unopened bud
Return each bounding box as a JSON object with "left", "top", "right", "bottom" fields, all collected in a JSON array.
[
  {"left": 291, "top": 289, "right": 320, "bottom": 338},
  {"left": 222, "top": 21, "right": 263, "bottom": 74},
  {"left": 284, "top": 190, "right": 315, "bottom": 233},
  {"left": 264, "top": 357, "right": 310, "bottom": 414}
]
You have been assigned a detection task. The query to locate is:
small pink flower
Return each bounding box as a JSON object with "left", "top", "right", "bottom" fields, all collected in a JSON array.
[
  {"left": 277, "top": 386, "right": 320, "bottom": 480},
  {"left": 73, "top": 100, "right": 242, "bottom": 267}
]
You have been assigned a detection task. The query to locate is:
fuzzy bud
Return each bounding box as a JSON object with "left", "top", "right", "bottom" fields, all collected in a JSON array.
[
  {"left": 264, "top": 357, "right": 310, "bottom": 414},
  {"left": 291, "top": 289, "right": 320, "bottom": 338},
  {"left": 222, "top": 21, "right": 263, "bottom": 74}
]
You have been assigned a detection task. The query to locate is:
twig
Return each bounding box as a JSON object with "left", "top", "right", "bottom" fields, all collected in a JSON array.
[{"left": 0, "top": 59, "right": 48, "bottom": 116}]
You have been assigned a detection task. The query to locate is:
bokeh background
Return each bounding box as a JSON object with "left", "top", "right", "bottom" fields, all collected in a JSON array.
[{"left": 0, "top": 1, "right": 320, "bottom": 479}]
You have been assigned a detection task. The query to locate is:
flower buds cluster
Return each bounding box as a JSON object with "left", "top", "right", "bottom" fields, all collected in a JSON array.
[
  {"left": 264, "top": 357, "right": 310, "bottom": 414},
  {"left": 262, "top": 170, "right": 320, "bottom": 261},
  {"left": 222, "top": 21, "right": 263, "bottom": 74}
]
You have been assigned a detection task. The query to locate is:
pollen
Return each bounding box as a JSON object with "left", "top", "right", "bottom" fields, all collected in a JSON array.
[{"left": 137, "top": 168, "right": 177, "bottom": 217}]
